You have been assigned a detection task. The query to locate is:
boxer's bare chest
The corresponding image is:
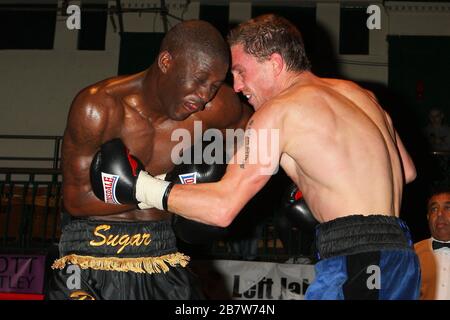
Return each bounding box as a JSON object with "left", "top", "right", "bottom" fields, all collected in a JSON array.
[{"left": 120, "top": 105, "right": 211, "bottom": 176}]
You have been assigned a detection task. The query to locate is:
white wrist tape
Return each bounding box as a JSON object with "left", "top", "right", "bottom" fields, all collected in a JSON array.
[
  {"left": 155, "top": 173, "right": 167, "bottom": 180},
  {"left": 137, "top": 202, "right": 153, "bottom": 210},
  {"left": 135, "top": 171, "right": 171, "bottom": 211}
]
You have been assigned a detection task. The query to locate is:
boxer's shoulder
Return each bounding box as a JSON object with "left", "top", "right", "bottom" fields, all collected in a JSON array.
[
  {"left": 67, "top": 81, "right": 125, "bottom": 140},
  {"left": 260, "top": 85, "right": 319, "bottom": 118},
  {"left": 71, "top": 79, "right": 117, "bottom": 112},
  {"left": 319, "top": 78, "right": 374, "bottom": 106},
  {"left": 208, "top": 84, "right": 241, "bottom": 112},
  {"left": 74, "top": 75, "right": 128, "bottom": 99},
  {"left": 322, "top": 77, "right": 359, "bottom": 89},
  {"left": 195, "top": 83, "right": 250, "bottom": 129}
]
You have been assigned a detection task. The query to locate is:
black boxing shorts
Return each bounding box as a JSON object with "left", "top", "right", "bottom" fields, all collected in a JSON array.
[
  {"left": 46, "top": 218, "right": 204, "bottom": 300},
  {"left": 305, "top": 215, "right": 421, "bottom": 300}
]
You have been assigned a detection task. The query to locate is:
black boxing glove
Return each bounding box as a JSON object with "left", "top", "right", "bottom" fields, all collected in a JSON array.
[
  {"left": 280, "top": 182, "right": 319, "bottom": 230},
  {"left": 165, "top": 162, "right": 226, "bottom": 185},
  {"left": 90, "top": 138, "right": 172, "bottom": 208},
  {"left": 167, "top": 144, "right": 229, "bottom": 245}
]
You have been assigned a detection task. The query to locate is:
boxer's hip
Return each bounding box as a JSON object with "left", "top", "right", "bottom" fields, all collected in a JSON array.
[
  {"left": 52, "top": 218, "right": 189, "bottom": 274},
  {"left": 306, "top": 215, "right": 420, "bottom": 300},
  {"left": 314, "top": 214, "right": 414, "bottom": 260}
]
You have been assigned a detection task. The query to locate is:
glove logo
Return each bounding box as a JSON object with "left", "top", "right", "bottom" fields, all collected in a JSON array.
[
  {"left": 101, "top": 172, "right": 121, "bottom": 204},
  {"left": 178, "top": 172, "right": 197, "bottom": 184}
]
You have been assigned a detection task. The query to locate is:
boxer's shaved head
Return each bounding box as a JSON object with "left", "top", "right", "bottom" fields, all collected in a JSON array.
[{"left": 160, "top": 20, "right": 229, "bottom": 65}]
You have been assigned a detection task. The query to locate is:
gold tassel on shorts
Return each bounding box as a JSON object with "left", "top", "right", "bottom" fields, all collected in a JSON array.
[{"left": 51, "top": 252, "right": 190, "bottom": 274}]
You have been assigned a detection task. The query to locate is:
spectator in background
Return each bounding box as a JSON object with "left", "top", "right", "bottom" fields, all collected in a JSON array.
[
  {"left": 424, "top": 107, "right": 450, "bottom": 152},
  {"left": 414, "top": 186, "right": 450, "bottom": 300}
]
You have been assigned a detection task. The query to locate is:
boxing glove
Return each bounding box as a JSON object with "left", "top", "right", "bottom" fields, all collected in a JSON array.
[
  {"left": 90, "top": 139, "right": 143, "bottom": 204},
  {"left": 90, "top": 139, "right": 171, "bottom": 208},
  {"left": 280, "top": 182, "right": 319, "bottom": 230},
  {"left": 168, "top": 144, "right": 229, "bottom": 245}
]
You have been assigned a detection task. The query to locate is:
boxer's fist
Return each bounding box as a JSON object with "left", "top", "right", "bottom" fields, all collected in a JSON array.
[
  {"left": 281, "top": 182, "right": 319, "bottom": 230},
  {"left": 168, "top": 146, "right": 229, "bottom": 244},
  {"left": 90, "top": 139, "right": 171, "bottom": 209},
  {"left": 90, "top": 138, "right": 144, "bottom": 204},
  {"left": 165, "top": 162, "right": 226, "bottom": 185}
]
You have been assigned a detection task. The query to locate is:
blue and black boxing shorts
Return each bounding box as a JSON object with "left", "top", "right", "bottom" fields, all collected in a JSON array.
[
  {"left": 46, "top": 218, "right": 204, "bottom": 300},
  {"left": 305, "top": 215, "right": 421, "bottom": 300}
]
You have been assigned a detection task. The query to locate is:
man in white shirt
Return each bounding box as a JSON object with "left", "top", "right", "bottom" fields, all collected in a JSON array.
[{"left": 415, "top": 187, "right": 450, "bottom": 299}]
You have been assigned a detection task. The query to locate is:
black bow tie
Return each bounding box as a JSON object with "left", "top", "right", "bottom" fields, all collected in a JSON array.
[{"left": 432, "top": 240, "right": 450, "bottom": 250}]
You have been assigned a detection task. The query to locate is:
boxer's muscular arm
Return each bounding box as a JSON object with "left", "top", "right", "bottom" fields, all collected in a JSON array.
[
  {"left": 167, "top": 104, "right": 281, "bottom": 227},
  {"left": 62, "top": 89, "right": 136, "bottom": 216},
  {"left": 384, "top": 111, "right": 417, "bottom": 184}
]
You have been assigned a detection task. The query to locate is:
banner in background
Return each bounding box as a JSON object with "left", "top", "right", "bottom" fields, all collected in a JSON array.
[
  {"left": 191, "top": 260, "right": 315, "bottom": 300},
  {"left": 0, "top": 254, "right": 46, "bottom": 296}
]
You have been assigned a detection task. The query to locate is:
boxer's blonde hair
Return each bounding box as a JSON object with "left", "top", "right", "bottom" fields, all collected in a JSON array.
[{"left": 228, "top": 14, "right": 311, "bottom": 72}]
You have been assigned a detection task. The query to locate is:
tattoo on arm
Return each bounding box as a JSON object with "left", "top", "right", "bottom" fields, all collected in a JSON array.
[{"left": 240, "top": 119, "right": 254, "bottom": 169}]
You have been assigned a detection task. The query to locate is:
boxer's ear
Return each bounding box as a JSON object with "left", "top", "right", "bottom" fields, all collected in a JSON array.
[
  {"left": 269, "top": 53, "right": 284, "bottom": 76},
  {"left": 158, "top": 51, "right": 172, "bottom": 73}
]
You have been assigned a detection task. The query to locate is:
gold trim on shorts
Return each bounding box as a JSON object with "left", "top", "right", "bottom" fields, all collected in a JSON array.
[{"left": 51, "top": 252, "right": 190, "bottom": 274}]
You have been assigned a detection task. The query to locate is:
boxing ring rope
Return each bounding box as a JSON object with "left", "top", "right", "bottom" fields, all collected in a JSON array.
[
  {"left": 0, "top": 135, "right": 62, "bottom": 170},
  {"left": 0, "top": 135, "right": 314, "bottom": 262},
  {"left": 1, "top": 134, "right": 449, "bottom": 260},
  {"left": 0, "top": 135, "right": 62, "bottom": 251},
  {"left": 0, "top": 167, "right": 62, "bottom": 251}
]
